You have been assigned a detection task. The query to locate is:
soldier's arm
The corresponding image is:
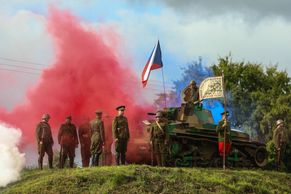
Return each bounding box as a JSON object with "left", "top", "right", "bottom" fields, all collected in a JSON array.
[
  {"left": 112, "top": 117, "right": 118, "bottom": 139},
  {"left": 35, "top": 123, "right": 41, "bottom": 143},
  {"left": 58, "top": 125, "right": 63, "bottom": 144},
  {"left": 164, "top": 124, "right": 169, "bottom": 144},
  {"left": 90, "top": 121, "right": 94, "bottom": 137},
  {"left": 216, "top": 121, "right": 223, "bottom": 133},
  {"left": 48, "top": 125, "right": 54, "bottom": 145},
  {"left": 78, "top": 127, "right": 83, "bottom": 145},
  {"left": 73, "top": 125, "right": 79, "bottom": 145},
  {"left": 126, "top": 118, "right": 130, "bottom": 140},
  {"left": 150, "top": 125, "right": 154, "bottom": 142},
  {"left": 273, "top": 128, "right": 279, "bottom": 148},
  {"left": 101, "top": 121, "right": 105, "bottom": 144}
]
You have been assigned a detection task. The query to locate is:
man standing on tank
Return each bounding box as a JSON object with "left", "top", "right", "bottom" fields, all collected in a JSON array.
[
  {"left": 112, "top": 106, "right": 130, "bottom": 165},
  {"left": 150, "top": 111, "right": 168, "bottom": 166},
  {"left": 90, "top": 110, "right": 105, "bottom": 166},
  {"left": 36, "top": 113, "right": 54, "bottom": 170},
  {"left": 182, "top": 80, "right": 199, "bottom": 103},
  {"left": 58, "top": 116, "right": 79, "bottom": 168}
]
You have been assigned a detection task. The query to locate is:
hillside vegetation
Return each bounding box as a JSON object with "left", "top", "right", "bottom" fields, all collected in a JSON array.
[{"left": 1, "top": 165, "right": 291, "bottom": 194}]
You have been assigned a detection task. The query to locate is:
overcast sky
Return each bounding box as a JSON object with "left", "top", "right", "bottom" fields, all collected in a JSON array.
[{"left": 0, "top": 0, "right": 290, "bottom": 109}]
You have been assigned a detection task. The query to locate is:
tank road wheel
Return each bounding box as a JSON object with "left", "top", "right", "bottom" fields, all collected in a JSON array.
[
  {"left": 254, "top": 146, "right": 268, "bottom": 167},
  {"left": 174, "top": 158, "right": 183, "bottom": 167}
]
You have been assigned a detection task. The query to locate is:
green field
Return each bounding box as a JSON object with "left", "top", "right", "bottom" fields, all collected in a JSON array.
[{"left": 1, "top": 165, "right": 290, "bottom": 194}]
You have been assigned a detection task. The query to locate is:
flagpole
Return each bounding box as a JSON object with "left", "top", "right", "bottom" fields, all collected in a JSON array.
[
  {"left": 161, "top": 67, "right": 167, "bottom": 108},
  {"left": 222, "top": 71, "right": 227, "bottom": 170}
]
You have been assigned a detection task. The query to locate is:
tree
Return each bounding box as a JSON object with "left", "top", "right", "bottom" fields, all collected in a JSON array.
[{"left": 212, "top": 56, "right": 291, "bottom": 141}]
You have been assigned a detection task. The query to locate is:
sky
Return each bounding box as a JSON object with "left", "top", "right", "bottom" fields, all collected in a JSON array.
[{"left": 0, "top": 0, "right": 291, "bottom": 109}]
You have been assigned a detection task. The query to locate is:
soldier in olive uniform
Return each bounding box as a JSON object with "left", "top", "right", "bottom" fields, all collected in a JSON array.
[
  {"left": 182, "top": 80, "right": 199, "bottom": 103},
  {"left": 36, "top": 113, "right": 54, "bottom": 170},
  {"left": 78, "top": 117, "right": 91, "bottom": 167},
  {"left": 90, "top": 110, "right": 105, "bottom": 166},
  {"left": 150, "top": 111, "right": 168, "bottom": 166},
  {"left": 273, "top": 119, "right": 289, "bottom": 170},
  {"left": 216, "top": 111, "right": 232, "bottom": 157},
  {"left": 58, "top": 116, "right": 79, "bottom": 168},
  {"left": 180, "top": 80, "right": 200, "bottom": 121},
  {"left": 112, "top": 106, "right": 130, "bottom": 165}
]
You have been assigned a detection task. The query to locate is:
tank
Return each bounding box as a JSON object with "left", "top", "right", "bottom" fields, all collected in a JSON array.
[{"left": 143, "top": 103, "right": 268, "bottom": 168}]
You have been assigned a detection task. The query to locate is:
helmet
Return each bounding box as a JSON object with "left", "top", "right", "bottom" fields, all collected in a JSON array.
[
  {"left": 190, "top": 80, "right": 196, "bottom": 85},
  {"left": 276, "top": 119, "right": 284, "bottom": 126},
  {"left": 42, "top": 113, "right": 50, "bottom": 120},
  {"left": 155, "top": 111, "right": 163, "bottom": 118}
]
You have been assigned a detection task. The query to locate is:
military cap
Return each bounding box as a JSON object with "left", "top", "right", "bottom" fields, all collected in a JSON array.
[
  {"left": 220, "top": 111, "right": 229, "bottom": 116},
  {"left": 276, "top": 119, "right": 284, "bottom": 126},
  {"left": 190, "top": 80, "right": 196, "bottom": 85},
  {"left": 42, "top": 113, "right": 50, "bottom": 119},
  {"left": 66, "top": 116, "right": 72, "bottom": 120},
  {"left": 95, "top": 110, "right": 103, "bottom": 114},
  {"left": 155, "top": 111, "right": 163, "bottom": 118},
  {"left": 116, "top": 105, "right": 125, "bottom": 111}
]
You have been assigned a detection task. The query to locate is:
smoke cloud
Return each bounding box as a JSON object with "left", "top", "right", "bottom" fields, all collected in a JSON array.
[
  {"left": 127, "top": 0, "right": 291, "bottom": 21},
  {"left": 0, "top": 7, "right": 152, "bottom": 165},
  {"left": 0, "top": 123, "right": 25, "bottom": 187}
]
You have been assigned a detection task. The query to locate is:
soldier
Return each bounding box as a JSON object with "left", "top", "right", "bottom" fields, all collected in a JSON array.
[
  {"left": 216, "top": 111, "right": 232, "bottom": 157},
  {"left": 112, "top": 105, "right": 130, "bottom": 165},
  {"left": 273, "top": 119, "right": 289, "bottom": 170},
  {"left": 90, "top": 110, "right": 105, "bottom": 166},
  {"left": 36, "top": 113, "right": 54, "bottom": 170},
  {"left": 150, "top": 111, "right": 168, "bottom": 166},
  {"left": 180, "top": 80, "right": 200, "bottom": 121},
  {"left": 182, "top": 80, "right": 199, "bottom": 103},
  {"left": 78, "top": 117, "right": 91, "bottom": 167},
  {"left": 58, "top": 116, "right": 78, "bottom": 168}
]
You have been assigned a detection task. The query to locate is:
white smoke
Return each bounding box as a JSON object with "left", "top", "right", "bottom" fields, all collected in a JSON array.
[{"left": 0, "top": 123, "right": 25, "bottom": 187}]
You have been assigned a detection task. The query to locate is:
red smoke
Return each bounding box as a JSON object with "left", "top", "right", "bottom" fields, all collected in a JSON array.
[{"left": 0, "top": 7, "right": 152, "bottom": 163}]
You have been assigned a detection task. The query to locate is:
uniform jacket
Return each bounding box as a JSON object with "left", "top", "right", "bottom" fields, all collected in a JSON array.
[
  {"left": 58, "top": 123, "right": 79, "bottom": 146},
  {"left": 112, "top": 115, "right": 130, "bottom": 140},
  {"left": 273, "top": 125, "right": 289, "bottom": 149},
  {"left": 36, "top": 121, "right": 54, "bottom": 145},
  {"left": 78, "top": 122, "right": 91, "bottom": 146},
  {"left": 216, "top": 119, "right": 231, "bottom": 143},
  {"left": 150, "top": 121, "right": 167, "bottom": 141},
  {"left": 90, "top": 118, "right": 105, "bottom": 144},
  {"left": 183, "top": 85, "right": 199, "bottom": 103}
]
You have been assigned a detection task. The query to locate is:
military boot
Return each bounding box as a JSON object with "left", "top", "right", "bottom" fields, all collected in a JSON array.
[
  {"left": 48, "top": 156, "right": 53, "bottom": 169},
  {"left": 95, "top": 154, "right": 100, "bottom": 166},
  {"left": 115, "top": 154, "right": 120, "bottom": 165},
  {"left": 161, "top": 154, "right": 165, "bottom": 167},
  {"left": 156, "top": 154, "right": 161, "bottom": 166},
  {"left": 38, "top": 157, "right": 43, "bottom": 170},
  {"left": 69, "top": 157, "right": 74, "bottom": 168},
  {"left": 91, "top": 155, "right": 96, "bottom": 166},
  {"left": 121, "top": 153, "right": 126, "bottom": 165}
]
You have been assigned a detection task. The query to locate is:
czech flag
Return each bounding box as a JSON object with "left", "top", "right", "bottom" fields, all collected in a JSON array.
[{"left": 141, "top": 41, "right": 163, "bottom": 87}]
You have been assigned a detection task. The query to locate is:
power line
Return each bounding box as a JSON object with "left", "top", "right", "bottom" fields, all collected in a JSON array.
[
  {"left": 0, "top": 56, "right": 46, "bottom": 66},
  {"left": 0, "top": 63, "right": 43, "bottom": 71},
  {"left": 0, "top": 67, "right": 40, "bottom": 75}
]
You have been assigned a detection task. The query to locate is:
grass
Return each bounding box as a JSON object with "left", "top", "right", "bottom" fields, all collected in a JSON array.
[{"left": 1, "top": 165, "right": 290, "bottom": 194}]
